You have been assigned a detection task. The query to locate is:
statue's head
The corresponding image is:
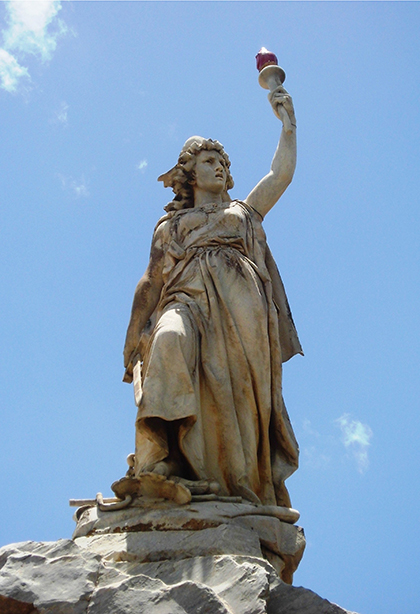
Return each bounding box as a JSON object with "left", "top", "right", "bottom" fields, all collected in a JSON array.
[{"left": 158, "top": 136, "right": 234, "bottom": 212}]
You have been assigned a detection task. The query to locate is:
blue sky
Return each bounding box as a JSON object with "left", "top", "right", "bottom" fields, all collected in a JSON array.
[{"left": 1, "top": 2, "right": 419, "bottom": 613}]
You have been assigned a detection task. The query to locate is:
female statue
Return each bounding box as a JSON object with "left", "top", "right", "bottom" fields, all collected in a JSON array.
[{"left": 123, "top": 84, "right": 302, "bottom": 508}]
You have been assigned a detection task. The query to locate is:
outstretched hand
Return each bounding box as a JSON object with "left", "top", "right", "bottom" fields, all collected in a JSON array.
[{"left": 268, "top": 85, "right": 296, "bottom": 131}]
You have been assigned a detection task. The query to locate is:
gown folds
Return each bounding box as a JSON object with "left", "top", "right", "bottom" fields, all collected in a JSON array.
[{"left": 134, "top": 200, "right": 302, "bottom": 507}]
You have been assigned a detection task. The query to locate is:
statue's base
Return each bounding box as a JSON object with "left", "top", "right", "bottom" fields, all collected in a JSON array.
[{"left": 73, "top": 498, "right": 304, "bottom": 584}]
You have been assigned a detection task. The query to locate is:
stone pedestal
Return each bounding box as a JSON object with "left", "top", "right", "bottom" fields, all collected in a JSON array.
[{"left": 73, "top": 498, "right": 305, "bottom": 584}]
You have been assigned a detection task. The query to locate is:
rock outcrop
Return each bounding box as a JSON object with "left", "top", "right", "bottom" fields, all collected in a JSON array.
[
  {"left": 0, "top": 536, "right": 359, "bottom": 614},
  {"left": 0, "top": 492, "right": 359, "bottom": 613}
]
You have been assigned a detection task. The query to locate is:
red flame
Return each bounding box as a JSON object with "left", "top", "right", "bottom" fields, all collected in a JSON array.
[{"left": 256, "top": 47, "right": 278, "bottom": 72}]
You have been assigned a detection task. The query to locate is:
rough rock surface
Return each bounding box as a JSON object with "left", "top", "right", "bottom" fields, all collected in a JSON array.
[{"left": 0, "top": 537, "right": 359, "bottom": 614}]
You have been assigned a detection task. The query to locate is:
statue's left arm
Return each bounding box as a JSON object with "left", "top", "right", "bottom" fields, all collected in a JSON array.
[{"left": 245, "top": 85, "right": 296, "bottom": 218}]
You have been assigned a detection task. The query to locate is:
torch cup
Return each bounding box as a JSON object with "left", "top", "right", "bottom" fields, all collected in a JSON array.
[{"left": 256, "top": 48, "right": 293, "bottom": 134}]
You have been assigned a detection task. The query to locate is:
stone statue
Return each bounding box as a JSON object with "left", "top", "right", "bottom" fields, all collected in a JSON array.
[
  {"left": 123, "top": 61, "right": 302, "bottom": 509},
  {"left": 68, "top": 53, "right": 308, "bottom": 585}
]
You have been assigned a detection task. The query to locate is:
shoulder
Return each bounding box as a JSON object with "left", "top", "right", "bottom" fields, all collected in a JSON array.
[
  {"left": 154, "top": 212, "right": 172, "bottom": 230},
  {"left": 233, "top": 199, "right": 264, "bottom": 222},
  {"left": 152, "top": 213, "right": 173, "bottom": 248}
]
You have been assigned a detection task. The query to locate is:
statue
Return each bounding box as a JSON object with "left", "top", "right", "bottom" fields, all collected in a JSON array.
[{"left": 122, "top": 49, "right": 302, "bottom": 509}]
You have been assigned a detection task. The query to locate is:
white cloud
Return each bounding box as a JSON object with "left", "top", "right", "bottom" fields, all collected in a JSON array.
[
  {"left": 0, "top": 47, "right": 29, "bottom": 92},
  {"left": 137, "top": 159, "right": 148, "bottom": 173},
  {"left": 58, "top": 174, "right": 89, "bottom": 199},
  {"left": 335, "top": 413, "right": 373, "bottom": 473},
  {"left": 3, "top": 0, "right": 66, "bottom": 60},
  {"left": 0, "top": 1, "right": 67, "bottom": 93}
]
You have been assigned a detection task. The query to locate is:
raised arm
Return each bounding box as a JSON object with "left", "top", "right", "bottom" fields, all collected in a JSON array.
[
  {"left": 123, "top": 223, "right": 166, "bottom": 369},
  {"left": 245, "top": 85, "right": 296, "bottom": 218}
]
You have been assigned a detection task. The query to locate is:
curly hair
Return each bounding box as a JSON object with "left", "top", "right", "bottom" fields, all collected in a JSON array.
[{"left": 158, "top": 137, "right": 234, "bottom": 212}]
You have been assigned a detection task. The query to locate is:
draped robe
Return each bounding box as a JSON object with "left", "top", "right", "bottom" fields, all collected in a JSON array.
[{"left": 134, "top": 200, "right": 302, "bottom": 507}]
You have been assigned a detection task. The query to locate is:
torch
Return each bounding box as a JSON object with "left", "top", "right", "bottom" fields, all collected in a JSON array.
[{"left": 256, "top": 47, "right": 293, "bottom": 134}]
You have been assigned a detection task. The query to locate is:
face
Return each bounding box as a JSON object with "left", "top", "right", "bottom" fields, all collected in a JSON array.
[{"left": 193, "top": 150, "right": 227, "bottom": 194}]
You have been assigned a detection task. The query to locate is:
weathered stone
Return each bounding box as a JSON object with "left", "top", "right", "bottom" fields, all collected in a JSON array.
[
  {"left": 72, "top": 499, "right": 304, "bottom": 583},
  {"left": 234, "top": 514, "right": 304, "bottom": 557},
  {"left": 149, "top": 555, "right": 272, "bottom": 614},
  {"left": 73, "top": 500, "right": 299, "bottom": 539},
  {"left": 0, "top": 539, "right": 102, "bottom": 614},
  {"left": 267, "top": 582, "right": 359, "bottom": 614},
  {"left": 95, "top": 555, "right": 275, "bottom": 614},
  {"left": 75, "top": 523, "right": 262, "bottom": 563},
  {"left": 233, "top": 513, "right": 305, "bottom": 583},
  {"left": 88, "top": 575, "right": 231, "bottom": 614},
  {"left": 0, "top": 538, "right": 360, "bottom": 614},
  {"left": 260, "top": 546, "right": 285, "bottom": 578}
]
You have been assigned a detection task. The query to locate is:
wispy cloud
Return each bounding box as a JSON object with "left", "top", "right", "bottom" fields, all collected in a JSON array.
[
  {"left": 335, "top": 413, "right": 373, "bottom": 473},
  {"left": 52, "top": 100, "right": 69, "bottom": 125},
  {"left": 302, "top": 445, "right": 331, "bottom": 470},
  {"left": 137, "top": 159, "right": 148, "bottom": 173},
  {"left": 58, "top": 174, "right": 89, "bottom": 199},
  {"left": 302, "top": 418, "right": 320, "bottom": 438},
  {"left": 0, "top": 47, "right": 29, "bottom": 92},
  {"left": 300, "top": 419, "right": 330, "bottom": 469},
  {"left": 0, "top": 0, "right": 67, "bottom": 93}
]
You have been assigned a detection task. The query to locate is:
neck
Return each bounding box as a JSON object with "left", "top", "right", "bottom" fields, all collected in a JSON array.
[{"left": 193, "top": 188, "right": 228, "bottom": 208}]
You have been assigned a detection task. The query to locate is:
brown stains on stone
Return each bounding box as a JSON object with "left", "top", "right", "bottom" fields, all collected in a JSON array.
[
  {"left": 117, "top": 522, "right": 154, "bottom": 533},
  {"left": 222, "top": 249, "right": 246, "bottom": 278},
  {"left": 0, "top": 595, "right": 39, "bottom": 614},
  {"left": 110, "top": 519, "right": 220, "bottom": 534},
  {"left": 175, "top": 518, "right": 219, "bottom": 531}
]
